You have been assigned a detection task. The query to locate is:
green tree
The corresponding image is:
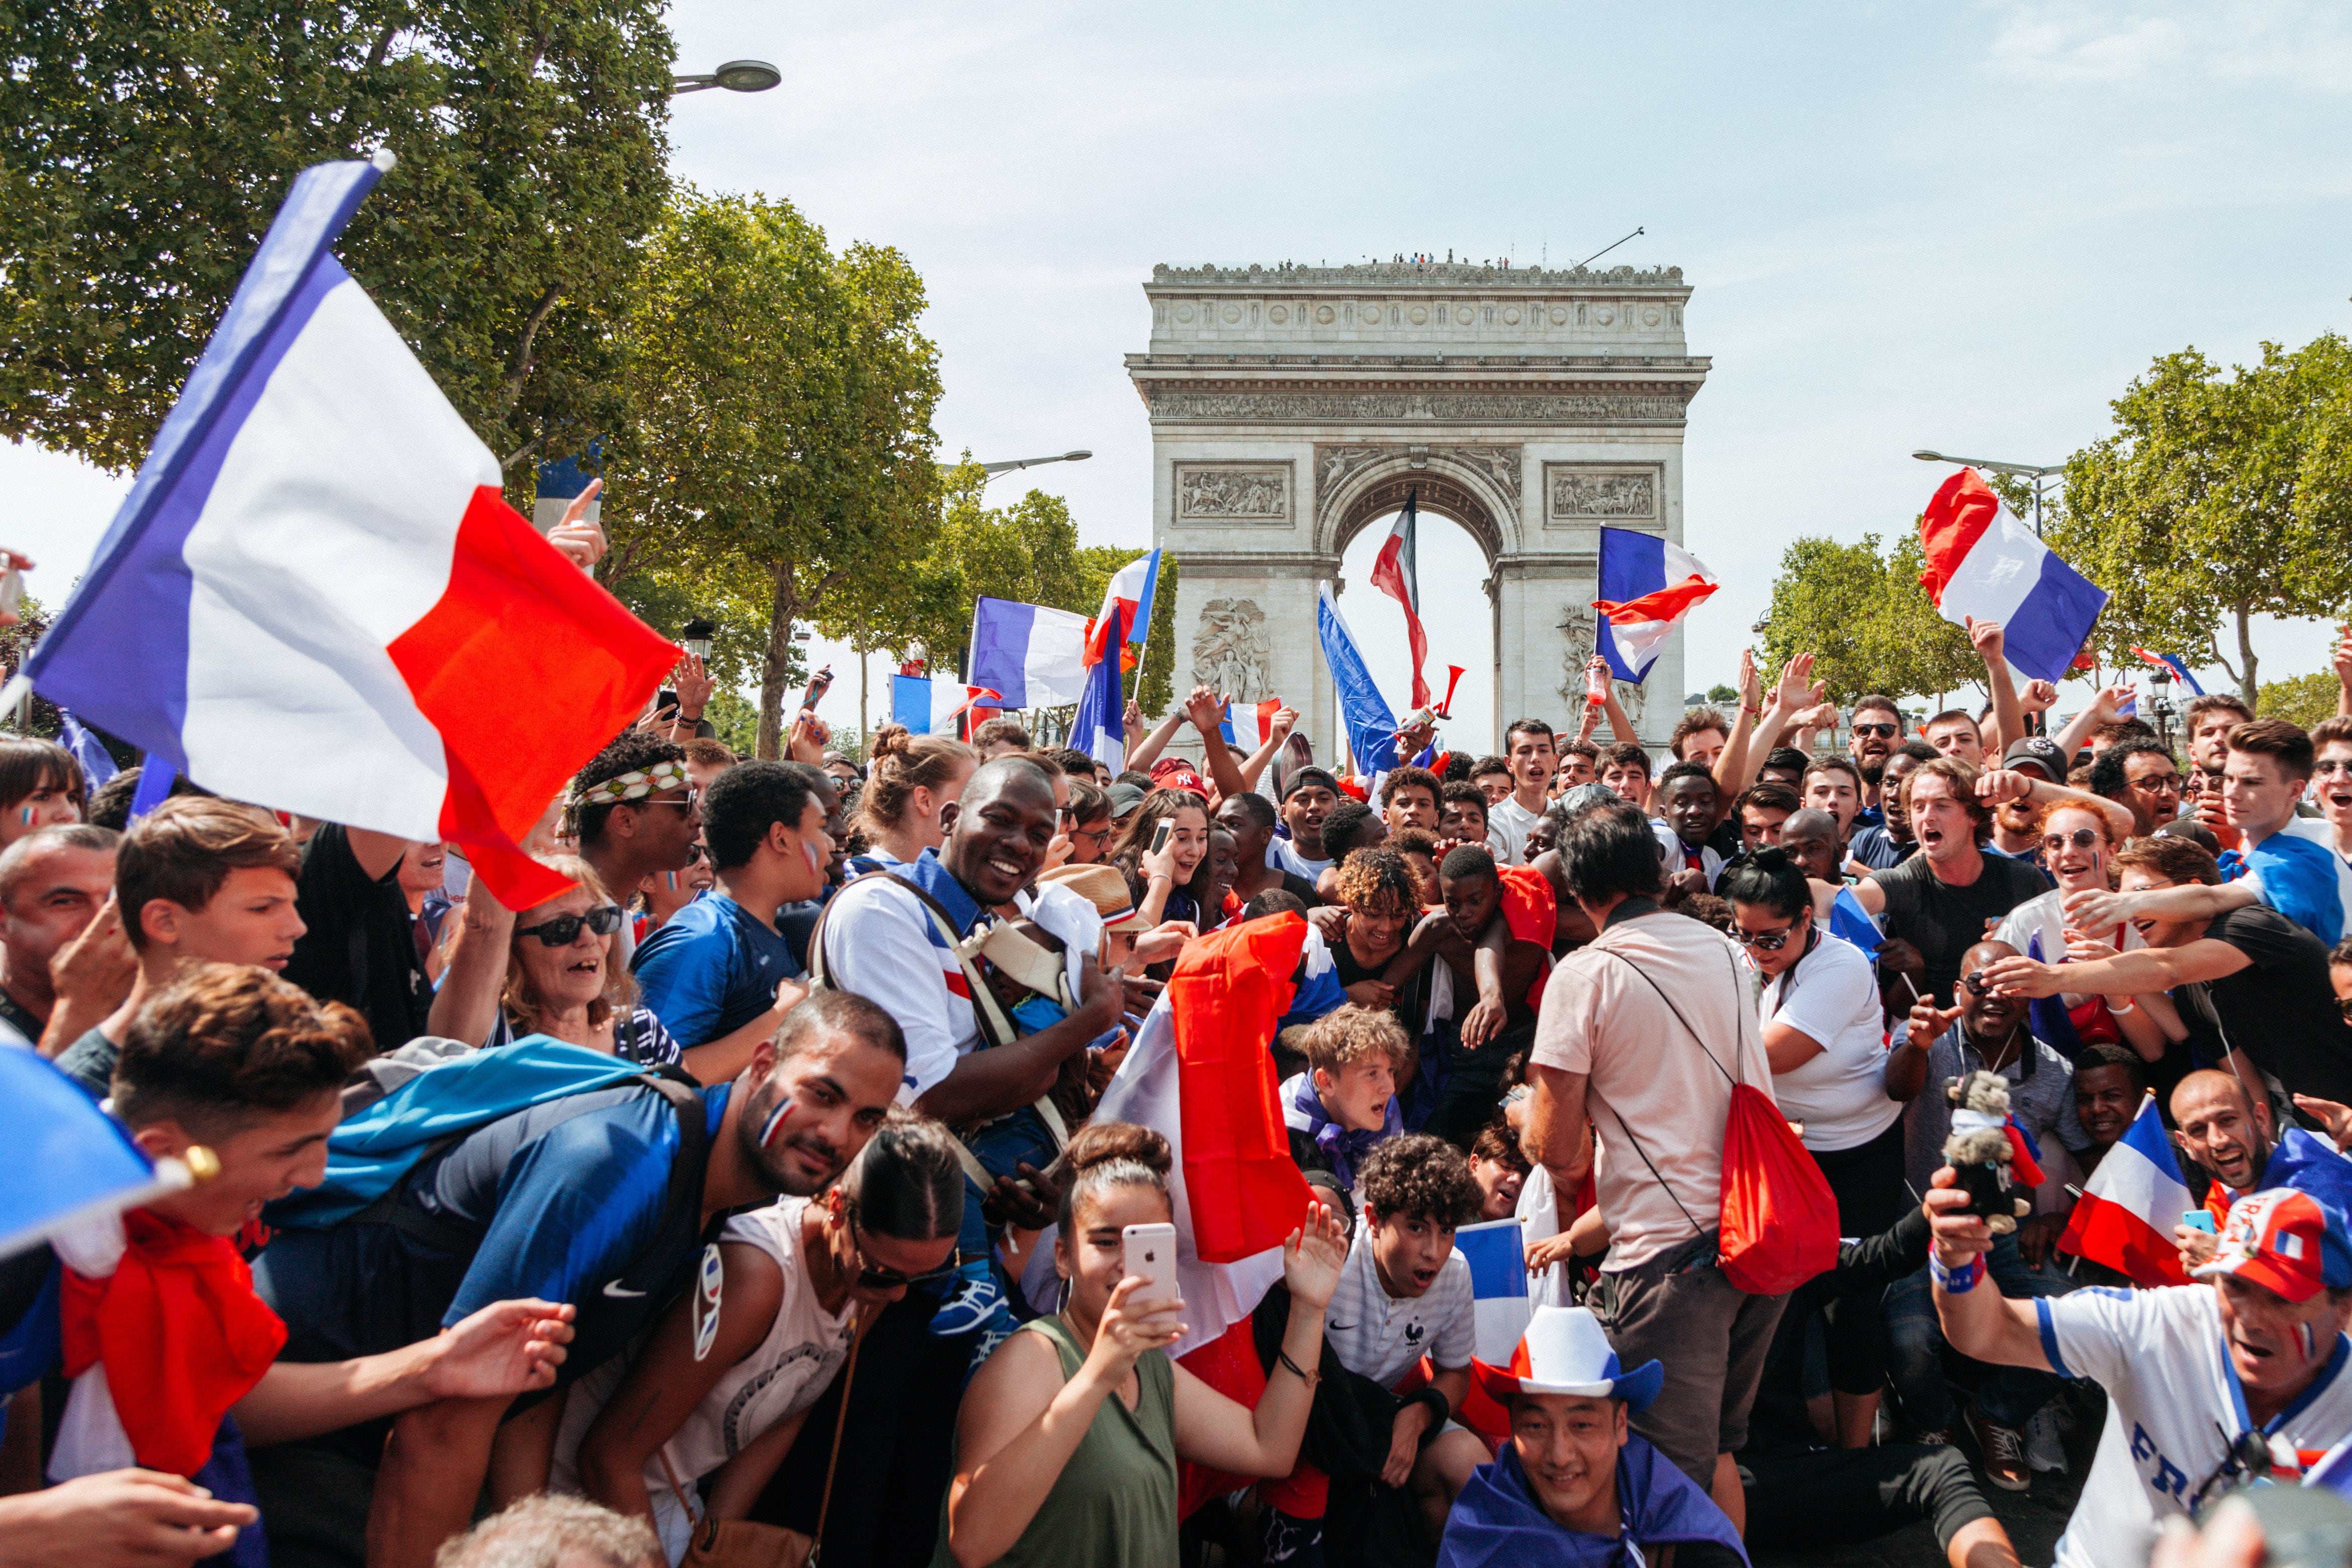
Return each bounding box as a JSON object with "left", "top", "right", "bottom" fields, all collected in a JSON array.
[
  {"left": 601, "top": 190, "right": 941, "bottom": 758},
  {"left": 2256, "top": 671, "right": 2343, "bottom": 732},
  {"left": 2053, "top": 335, "right": 2352, "bottom": 710},
  {"left": 0, "top": 1, "right": 675, "bottom": 481},
  {"left": 1759, "top": 532, "right": 1976, "bottom": 706}
]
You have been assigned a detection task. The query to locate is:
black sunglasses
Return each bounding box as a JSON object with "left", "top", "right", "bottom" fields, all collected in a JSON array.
[
  {"left": 683, "top": 842, "right": 708, "bottom": 864},
  {"left": 517, "top": 905, "right": 624, "bottom": 947},
  {"left": 849, "top": 1213, "right": 956, "bottom": 1290},
  {"left": 1852, "top": 722, "right": 1901, "bottom": 739},
  {"left": 1734, "top": 924, "right": 1797, "bottom": 952},
  {"left": 2041, "top": 828, "right": 2101, "bottom": 853},
  {"left": 1962, "top": 969, "right": 1995, "bottom": 997}
]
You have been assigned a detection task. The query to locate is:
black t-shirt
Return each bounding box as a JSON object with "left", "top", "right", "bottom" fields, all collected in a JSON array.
[
  {"left": 0, "top": 990, "right": 40, "bottom": 1047},
  {"left": 283, "top": 823, "right": 432, "bottom": 1053},
  {"left": 1866, "top": 849, "right": 2052, "bottom": 1006},
  {"left": 2183, "top": 905, "right": 2352, "bottom": 1105}
]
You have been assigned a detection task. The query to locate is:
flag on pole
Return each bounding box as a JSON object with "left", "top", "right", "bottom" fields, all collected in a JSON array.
[
  {"left": 1369, "top": 491, "right": 1431, "bottom": 708},
  {"left": 1095, "top": 549, "right": 1160, "bottom": 649},
  {"left": 56, "top": 711, "right": 120, "bottom": 791},
  {"left": 1592, "top": 527, "right": 1718, "bottom": 683},
  {"left": 2056, "top": 1092, "right": 2194, "bottom": 1286},
  {"left": 890, "top": 675, "right": 997, "bottom": 736},
  {"left": 968, "top": 597, "right": 1089, "bottom": 709},
  {"left": 1317, "top": 587, "right": 1399, "bottom": 781},
  {"left": 1, "top": 155, "right": 676, "bottom": 908},
  {"left": 1917, "top": 469, "right": 2108, "bottom": 685},
  {"left": 1069, "top": 606, "right": 1127, "bottom": 770},
  {"left": 1218, "top": 698, "right": 1283, "bottom": 749},
  {"left": 2131, "top": 648, "right": 2206, "bottom": 696}
]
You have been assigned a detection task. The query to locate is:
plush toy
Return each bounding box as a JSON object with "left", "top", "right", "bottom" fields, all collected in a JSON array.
[{"left": 1942, "top": 1071, "right": 2031, "bottom": 1236}]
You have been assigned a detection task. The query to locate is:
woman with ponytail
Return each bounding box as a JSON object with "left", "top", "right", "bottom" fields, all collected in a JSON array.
[
  {"left": 851, "top": 727, "right": 978, "bottom": 872},
  {"left": 561, "top": 1109, "right": 967, "bottom": 1557},
  {"left": 938, "top": 1123, "right": 1346, "bottom": 1568}
]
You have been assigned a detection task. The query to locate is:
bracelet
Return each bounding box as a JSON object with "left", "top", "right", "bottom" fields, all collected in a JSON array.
[
  {"left": 2108, "top": 997, "right": 2137, "bottom": 1014},
  {"left": 1742, "top": 705, "right": 1762, "bottom": 716},
  {"left": 1276, "top": 1349, "right": 1321, "bottom": 1390},
  {"left": 1410, "top": 1386, "right": 1452, "bottom": 1444},
  {"left": 1929, "top": 1252, "right": 1985, "bottom": 1294},
  {"left": 1149, "top": 873, "right": 1173, "bottom": 885}
]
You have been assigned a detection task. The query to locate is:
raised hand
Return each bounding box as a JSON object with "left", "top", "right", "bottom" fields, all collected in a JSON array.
[
  {"left": 2061, "top": 885, "right": 2129, "bottom": 932},
  {"left": 1268, "top": 705, "right": 1299, "bottom": 743},
  {"left": 2021, "top": 679, "right": 2059, "bottom": 714},
  {"left": 1738, "top": 647, "right": 1761, "bottom": 710},
  {"left": 1282, "top": 1200, "right": 1348, "bottom": 1312},
  {"left": 672, "top": 654, "right": 716, "bottom": 720},
  {"left": 1769, "top": 652, "right": 1815, "bottom": 714},
  {"left": 1184, "top": 686, "right": 1224, "bottom": 734},
  {"left": 1965, "top": 615, "right": 2005, "bottom": 663},
  {"left": 1906, "top": 997, "right": 1963, "bottom": 1053},
  {"left": 1981, "top": 952, "right": 2062, "bottom": 999},
  {"left": 547, "top": 480, "right": 608, "bottom": 570},
  {"left": 2293, "top": 1093, "right": 2352, "bottom": 1152},
  {"left": 1974, "top": 768, "right": 2032, "bottom": 806}
]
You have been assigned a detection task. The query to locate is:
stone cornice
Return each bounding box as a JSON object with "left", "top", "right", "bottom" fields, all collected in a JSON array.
[
  {"left": 1126, "top": 353, "right": 1711, "bottom": 374},
  {"left": 1169, "top": 552, "right": 1341, "bottom": 579},
  {"left": 1149, "top": 262, "right": 1686, "bottom": 292},
  {"left": 1130, "top": 376, "right": 1699, "bottom": 426}
]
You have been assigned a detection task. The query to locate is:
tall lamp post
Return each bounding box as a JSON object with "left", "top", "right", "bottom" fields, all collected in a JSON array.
[{"left": 1912, "top": 449, "right": 2064, "bottom": 537}]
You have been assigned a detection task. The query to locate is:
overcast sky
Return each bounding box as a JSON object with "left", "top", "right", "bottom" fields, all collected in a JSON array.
[{"left": 11, "top": 0, "right": 2352, "bottom": 756}]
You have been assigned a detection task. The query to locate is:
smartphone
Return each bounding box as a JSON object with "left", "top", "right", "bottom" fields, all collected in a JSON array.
[
  {"left": 658, "top": 687, "right": 679, "bottom": 713},
  {"left": 2182, "top": 1209, "right": 2217, "bottom": 1234},
  {"left": 802, "top": 665, "right": 835, "bottom": 711},
  {"left": 1150, "top": 818, "right": 1173, "bottom": 856},
  {"left": 1121, "top": 1222, "right": 1181, "bottom": 1327}
]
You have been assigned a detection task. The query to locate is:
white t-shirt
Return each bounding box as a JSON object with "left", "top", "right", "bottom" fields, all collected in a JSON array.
[
  {"left": 1994, "top": 887, "right": 2147, "bottom": 1009},
  {"left": 1754, "top": 933, "right": 1899, "bottom": 1152},
  {"left": 2043, "top": 1284, "right": 2352, "bottom": 1568},
  {"left": 551, "top": 1199, "right": 856, "bottom": 1558},
  {"left": 1322, "top": 1224, "right": 1477, "bottom": 1389},
  {"left": 1268, "top": 835, "right": 1332, "bottom": 883},
  {"left": 1488, "top": 795, "right": 1544, "bottom": 866},
  {"left": 1652, "top": 820, "right": 1723, "bottom": 889},
  {"left": 1514, "top": 1163, "right": 1573, "bottom": 1309}
]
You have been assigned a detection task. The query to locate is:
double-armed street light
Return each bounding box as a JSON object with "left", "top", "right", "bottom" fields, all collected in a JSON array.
[{"left": 1913, "top": 449, "right": 2064, "bottom": 537}]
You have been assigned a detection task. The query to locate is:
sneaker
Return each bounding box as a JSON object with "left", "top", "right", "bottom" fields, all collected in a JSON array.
[
  {"left": 2025, "top": 1406, "right": 2068, "bottom": 1474},
  {"left": 1969, "top": 1409, "right": 2032, "bottom": 1492},
  {"left": 929, "top": 1258, "right": 1007, "bottom": 1338},
  {"left": 1911, "top": 1427, "right": 1950, "bottom": 1449},
  {"left": 1259, "top": 1507, "right": 1326, "bottom": 1566}
]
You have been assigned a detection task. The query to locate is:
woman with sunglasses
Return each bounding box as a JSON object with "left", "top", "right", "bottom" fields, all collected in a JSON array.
[
  {"left": 1989, "top": 801, "right": 2182, "bottom": 1065},
  {"left": 428, "top": 854, "right": 683, "bottom": 1068},
  {"left": 557, "top": 1109, "right": 966, "bottom": 1559},
  {"left": 1722, "top": 849, "right": 1908, "bottom": 1450}
]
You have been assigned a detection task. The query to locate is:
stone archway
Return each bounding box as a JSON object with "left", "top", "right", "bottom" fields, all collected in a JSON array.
[{"left": 1128, "top": 260, "right": 1709, "bottom": 754}]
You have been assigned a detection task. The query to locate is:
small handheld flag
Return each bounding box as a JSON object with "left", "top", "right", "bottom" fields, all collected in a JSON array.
[
  {"left": 891, "top": 676, "right": 999, "bottom": 736},
  {"left": 1917, "top": 469, "right": 2108, "bottom": 685},
  {"left": 2056, "top": 1092, "right": 2193, "bottom": 1286}
]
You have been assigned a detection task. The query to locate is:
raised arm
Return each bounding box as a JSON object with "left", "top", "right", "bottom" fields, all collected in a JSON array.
[
  {"left": 2060, "top": 879, "right": 2258, "bottom": 933},
  {"left": 1169, "top": 1204, "right": 1344, "bottom": 1478},
  {"left": 1126, "top": 706, "right": 1188, "bottom": 776},
  {"left": 1982, "top": 938, "right": 2253, "bottom": 1000},
  {"left": 1187, "top": 688, "right": 1246, "bottom": 801},
  {"left": 1235, "top": 707, "right": 1297, "bottom": 794},
  {"left": 1923, "top": 1171, "right": 2053, "bottom": 1371},
  {"left": 1974, "top": 769, "right": 2135, "bottom": 845},
  {"left": 1709, "top": 649, "right": 1765, "bottom": 801},
  {"left": 1968, "top": 618, "right": 2025, "bottom": 758},
  {"left": 427, "top": 870, "right": 511, "bottom": 1047},
  {"left": 2049, "top": 685, "right": 2131, "bottom": 763}
]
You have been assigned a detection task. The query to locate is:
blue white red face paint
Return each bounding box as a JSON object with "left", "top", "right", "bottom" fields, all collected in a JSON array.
[
  {"left": 2301, "top": 1320, "right": 2318, "bottom": 1362},
  {"left": 759, "top": 1096, "right": 796, "bottom": 1151}
]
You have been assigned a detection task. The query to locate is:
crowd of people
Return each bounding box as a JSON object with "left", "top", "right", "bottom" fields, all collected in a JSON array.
[{"left": 8, "top": 609, "right": 2352, "bottom": 1568}]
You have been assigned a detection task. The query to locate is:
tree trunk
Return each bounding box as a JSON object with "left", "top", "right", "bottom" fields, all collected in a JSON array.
[
  {"left": 2236, "top": 604, "right": 2260, "bottom": 712},
  {"left": 757, "top": 559, "right": 798, "bottom": 759}
]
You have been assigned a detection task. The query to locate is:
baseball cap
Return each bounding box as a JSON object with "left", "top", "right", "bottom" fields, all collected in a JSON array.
[
  {"left": 1281, "top": 766, "right": 1340, "bottom": 802},
  {"left": 2194, "top": 1188, "right": 2352, "bottom": 1304},
  {"left": 1106, "top": 783, "right": 1148, "bottom": 817},
  {"left": 2002, "top": 736, "right": 2067, "bottom": 785},
  {"left": 1150, "top": 757, "right": 1208, "bottom": 795}
]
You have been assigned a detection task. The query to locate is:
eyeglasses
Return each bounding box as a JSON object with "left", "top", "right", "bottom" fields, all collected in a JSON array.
[
  {"left": 683, "top": 842, "right": 707, "bottom": 864},
  {"left": 636, "top": 787, "right": 702, "bottom": 811},
  {"left": 1734, "top": 924, "right": 1797, "bottom": 952},
  {"left": 1071, "top": 824, "right": 1114, "bottom": 848},
  {"left": 516, "top": 904, "right": 624, "bottom": 947},
  {"left": 1962, "top": 969, "right": 1994, "bottom": 997},
  {"left": 848, "top": 1213, "right": 957, "bottom": 1290},
  {"left": 2131, "top": 773, "right": 2184, "bottom": 793},
  {"left": 2041, "top": 828, "right": 2102, "bottom": 853},
  {"left": 1852, "top": 722, "right": 1901, "bottom": 739},
  {"left": 2316, "top": 759, "right": 2352, "bottom": 777}
]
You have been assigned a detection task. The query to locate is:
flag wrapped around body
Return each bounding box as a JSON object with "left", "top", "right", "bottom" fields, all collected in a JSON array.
[
  {"left": 1592, "top": 527, "right": 1717, "bottom": 683},
  {"left": 2058, "top": 1092, "right": 2193, "bottom": 1286},
  {"left": 1917, "top": 468, "right": 2108, "bottom": 685},
  {"left": 8, "top": 155, "right": 676, "bottom": 907}
]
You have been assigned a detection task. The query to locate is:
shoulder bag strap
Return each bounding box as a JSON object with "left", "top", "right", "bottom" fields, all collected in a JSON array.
[
  {"left": 803, "top": 1310, "right": 871, "bottom": 1566},
  {"left": 814, "top": 872, "right": 1021, "bottom": 1052}
]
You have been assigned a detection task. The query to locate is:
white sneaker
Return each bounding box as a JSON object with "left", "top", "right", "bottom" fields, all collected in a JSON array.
[{"left": 2026, "top": 1406, "right": 2067, "bottom": 1474}]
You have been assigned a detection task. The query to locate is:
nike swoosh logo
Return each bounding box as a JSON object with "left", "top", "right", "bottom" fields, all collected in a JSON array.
[
  {"left": 1327, "top": 1323, "right": 1356, "bottom": 1332},
  {"left": 602, "top": 1280, "right": 648, "bottom": 1299}
]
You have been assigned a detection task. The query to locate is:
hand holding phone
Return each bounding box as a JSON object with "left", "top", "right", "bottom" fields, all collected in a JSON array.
[
  {"left": 1121, "top": 1222, "right": 1182, "bottom": 1331},
  {"left": 1150, "top": 819, "right": 1173, "bottom": 856}
]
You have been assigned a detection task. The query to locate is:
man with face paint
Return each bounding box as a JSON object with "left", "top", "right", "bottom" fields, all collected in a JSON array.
[
  {"left": 254, "top": 990, "right": 908, "bottom": 1568},
  {"left": 632, "top": 761, "right": 834, "bottom": 1085},
  {"left": 1928, "top": 1177, "right": 2352, "bottom": 1568}
]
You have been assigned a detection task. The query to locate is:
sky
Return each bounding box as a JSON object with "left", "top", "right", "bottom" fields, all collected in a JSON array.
[{"left": 10, "top": 0, "right": 2352, "bottom": 758}]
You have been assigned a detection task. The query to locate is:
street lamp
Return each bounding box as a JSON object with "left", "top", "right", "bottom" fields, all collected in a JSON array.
[
  {"left": 1913, "top": 449, "right": 2064, "bottom": 537},
  {"left": 975, "top": 450, "right": 1091, "bottom": 483},
  {"left": 680, "top": 617, "right": 715, "bottom": 663},
  {"left": 672, "top": 59, "right": 781, "bottom": 96}
]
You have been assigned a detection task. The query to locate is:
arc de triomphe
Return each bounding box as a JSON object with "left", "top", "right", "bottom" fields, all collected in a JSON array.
[{"left": 1127, "top": 261, "right": 1709, "bottom": 757}]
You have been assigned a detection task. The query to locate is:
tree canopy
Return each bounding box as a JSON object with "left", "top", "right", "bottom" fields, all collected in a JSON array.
[
  {"left": 1759, "top": 531, "right": 1978, "bottom": 705},
  {"left": 1, "top": 0, "right": 675, "bottom": 479},
  {"left": 2051, "top": 334, "right": 2352, "bottom": 709}
]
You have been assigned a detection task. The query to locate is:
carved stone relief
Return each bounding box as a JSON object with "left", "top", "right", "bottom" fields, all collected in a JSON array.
[
  {"left": 1443, "top": 446, "right": 1524, "bottom": 506},
  {"left": 1192, "top": 598, "right": 1274, "bottom": 703},
  {"left": 1175, "top": 464, "right": 1289, "bottom": 523},
  {"left": 1315, "top": 446, "right": 1388, "bottom": 507},
  {"left": 1146, "top": 390, "right": 1688, "bottom": 423},
  {"left": 1544, "top": 463, "right": 1663, "bottom": 527}
]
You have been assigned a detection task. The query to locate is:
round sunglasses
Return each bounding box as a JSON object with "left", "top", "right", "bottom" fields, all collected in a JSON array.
[
  {"left": 2041, "top": 827, "right": 2103, "bottom": 853},
  {"left": 516, "top": 904, "right": 624, "bottom": 947}
]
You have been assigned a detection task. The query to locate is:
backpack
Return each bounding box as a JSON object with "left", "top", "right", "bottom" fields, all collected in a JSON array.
[
  {"left": 264, "top": 1037, "right": 706, "bottom": 1252},
  {"left": 1594, "top": 944, "right": 1838, "bottom": 1296}
]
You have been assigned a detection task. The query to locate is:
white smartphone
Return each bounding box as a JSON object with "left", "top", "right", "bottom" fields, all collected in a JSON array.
[{"left": 1120, "top": 1222, "right": 1181, "bottom": 1328}]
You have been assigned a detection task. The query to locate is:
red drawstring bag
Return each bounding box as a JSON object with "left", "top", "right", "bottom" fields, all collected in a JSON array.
[
  {"left": 1601, "top": 946, "right": 1836, "bottom": 1297},
  {"left": 1716, "top": 1080, "right": 1839, "bottom": 1294}
]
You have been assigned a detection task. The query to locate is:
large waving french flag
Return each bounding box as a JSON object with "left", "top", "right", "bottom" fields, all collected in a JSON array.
[
  {"left": 8, "top": 155, "right": 673, "bottom": 905},
  {"left": 1592, "top": 527, "right": 1717, "bottom": 683},
  {"left": 2057, "top": 1092, "right": 2193, "bottom": 1286},
  {"left": 1094, "top": 549, "right": 1160, "bottom": 650},
  {"left": 968, "top": 596, "right": 1088, "bottom": 709},
  {"left": 1918, "top": 469, "right": 2108, "bottom": 684}
]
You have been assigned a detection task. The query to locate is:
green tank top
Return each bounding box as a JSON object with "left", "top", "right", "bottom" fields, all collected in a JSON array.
[{"left": 932, "top": 1315, "right": 1179, "bottom": 1568}]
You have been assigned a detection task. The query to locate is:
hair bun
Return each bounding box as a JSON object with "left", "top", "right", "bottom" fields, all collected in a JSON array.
[
  {"left": 869, "top": 724, "right": 913, "bottom": 766},
  {"left": 1064, "top": 1121, "right": 1171, "bottom": 1178},
  {"left": 1750, "top": 846, "right": 1789, "bottom": 872}
]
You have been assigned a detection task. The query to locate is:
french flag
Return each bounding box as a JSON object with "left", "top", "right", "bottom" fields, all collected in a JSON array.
[
  {"left": 1069, "top": 605, "right": 1127, "bottom": 769},
  {"left": 1918, "top": 469, "right": 2109, "bottom": 685},
  {"left": 2132, "top": 648, "right": 2206, "bottom": 696},
  {"left": 1369, "top": 491, "right": 1432, "bottom": 708},
  {"left": 1446, "top": 1217, "right": 1537, "bottom": 1443},
  {"left": 1828, "top": 884, "right": 1884, "bottom": 967},
  {"left": 890, "top": 675, "right": 997, "bottom": 737},
  {"left": 6, "top": 155, "right": 673, "bottom": 906},
  {"left": 1094, "top": 549, "right": 1160, "bottom": 652},
  {"left": 1219, "top": 698, "right": 1283, "bottom": 749},
  {"left": 1317, "top": 586, "right": 1399, "bottom": 778},
  {"left": 2057, "top": 1091, "right": 2194, "bottom": 1287},
  {"left": 968, "top": 596, "right": 1089, "bottom": 709},
  {"left": 1592, "top": 526, "right": 1718, "bottom": 683}
]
